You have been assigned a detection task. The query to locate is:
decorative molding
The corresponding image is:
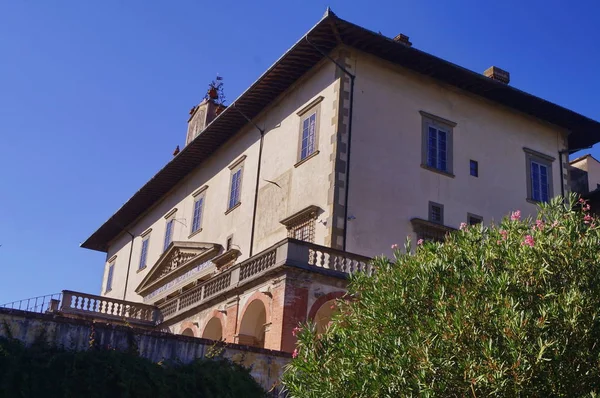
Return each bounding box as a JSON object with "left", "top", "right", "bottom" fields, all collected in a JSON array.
[
  {"left": 212, "top": 249, "right": 241, "bottom": 270},
  {"left": 294, "top": 150, "right": 320, "bottom": 168},
  {"left": 296, "top": 96, "right": 324, "bottom": 116},
  {"left": 164, "top": 208, "right": 178, "bottom": 219},
  {"left": 410, "top": 218, "right": 456, "bottom": 233},
  {"left": 280, "top": 205, "right": 321, "bottom": 228},
  {"left": 523, "top": 147, "right": 556, "bottom": 162},
  {"left": 159, "top": 249, "right": 197, "bottom": 278},
  {"left": 140, "top": 228, "right": 152, "bottom": 238},
  {"left": 419, "top": 111, "right": 457, "bottom": 127},
  {"left": 420, "top": 164, "right": 455, "bottom": 178},
  {"left": 188, "top": 228, "right": 203, "bottom": 239},
  {"left": 225, "top": 202, "right": 241, "bottom": 215},
  {"left": 192, "top": 185, "right": 209, "bottom": 197},
  {"left": 107, "top": 254, "right": 117, "bottom": 263},
  {"left": 228, "top": 155, "right": 247, "bottom": 170}
]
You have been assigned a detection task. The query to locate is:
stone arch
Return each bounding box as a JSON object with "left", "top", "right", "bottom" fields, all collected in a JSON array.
[
  {"left": 202, "top": 317, "right": 223, "bottom": 341},
  {"left": 238, "top": 299, "right": 268, "bottom": 348},
  {"left": 308, "top": 291, "right": 346, "bottom": 334},
  {"left": 179, "top": 320, "right": 199, "bottom": 337}
]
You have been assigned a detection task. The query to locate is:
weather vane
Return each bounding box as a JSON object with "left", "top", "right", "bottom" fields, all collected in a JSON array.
[{"left": 205, "top": 75, "right": 226, "bottom": 106}]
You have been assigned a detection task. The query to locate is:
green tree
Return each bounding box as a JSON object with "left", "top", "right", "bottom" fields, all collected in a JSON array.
[{"left": 283, "top": 195, "right": 600, "bottom": 397}]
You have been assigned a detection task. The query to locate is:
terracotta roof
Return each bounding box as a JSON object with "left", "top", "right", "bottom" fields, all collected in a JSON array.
[{"left": 81, "top": 9, "right": 600, "bottom": 252}]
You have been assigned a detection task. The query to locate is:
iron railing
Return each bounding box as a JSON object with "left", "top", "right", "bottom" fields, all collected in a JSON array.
[{"left": 0, "top": 293, "right": 63, "bottom": 314}]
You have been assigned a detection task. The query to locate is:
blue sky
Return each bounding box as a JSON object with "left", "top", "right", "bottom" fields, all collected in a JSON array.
[{"left": 1, "top": 0, "right": 599, "bottom": 304}]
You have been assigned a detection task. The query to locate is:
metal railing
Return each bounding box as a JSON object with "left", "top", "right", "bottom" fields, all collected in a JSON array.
[{"left": 0, "top": 293, "right": 63, "bottom": 314}]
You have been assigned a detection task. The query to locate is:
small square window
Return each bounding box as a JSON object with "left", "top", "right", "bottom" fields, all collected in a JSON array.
[
  {"left": 467, "top": 213, "right": 483, "bottom": 225},
  {"left": 470, "top": 160, "right": 478, "bottom": 177},
  {"left": 428, "top": 201, "right": 444, "bottom": 224},
  {"left": 226, "top": 236, "right": 233, "bottom": 251}
]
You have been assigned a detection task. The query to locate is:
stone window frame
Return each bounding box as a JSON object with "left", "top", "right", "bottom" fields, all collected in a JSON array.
[
  {"left": 295, "top": 96, "right": 323, "bottom": 168},
  {"left": 280, "top": 205, "right": 320, "bottom": 243},
  {"left": 163, "top": 208, "right": 177, "bottom": 252},
  {"left": 226, "top": 156, "right": 246, "bottom": 214},
  {"left": 138, "top": 230, "right": 151, "bottom": 272},
  {"left": 467, "top": 213, "right": 483, "bottom": 226},
  {"left": 428, "top": 201, "right": 444, "bottom": 225},
  {"left": 410, "top": 218, "right": 455, "bottom": 243},
  {"left": 105, "top": 257, "right": 116, "bottom": 293},
  {"left": 420, "top": 111, "right": 456, "bottom": 177},
  {"left": 524, "top": 147, "right": 555, "bottom": 203},
  {"left": 189, "top": 185, "right": 208, "bottom": 238}
]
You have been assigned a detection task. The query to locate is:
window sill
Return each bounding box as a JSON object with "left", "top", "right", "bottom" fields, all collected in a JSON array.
[
  {"left": 136, "top": 266, "right": 147, "bottom": 274},
  {"left": 420, "top": 164, "right": 455, "bottom": 178},
  {"left": 294, "top": 150, "right": 320, "bottom": 168},
  {"left": 526, "top": 198, "right": 544, "bottom": 205},
  {"left": 105, "top": 289, "right": 112, "bottom": 294},
  {"left": 225, "top": 202, "right": 241, "bottom": 215},
  {"left": 188, "top": 228, "right": 203, "bottom": 239}
]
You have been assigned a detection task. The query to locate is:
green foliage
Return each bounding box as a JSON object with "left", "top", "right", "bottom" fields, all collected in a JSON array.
[
  {"left": 283, "top": 195, "right": 600, "bottom": 397},
  {"left": 0, "top": 336, "right": 266, "bottom": 398}
]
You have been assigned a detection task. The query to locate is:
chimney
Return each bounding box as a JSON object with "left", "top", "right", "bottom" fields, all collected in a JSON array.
[
  {"left": 483, "top": 66, "right": 510, "bottom": 84},
  {"left": 393, "top": 33, "right": 412, "bottom": 47}
]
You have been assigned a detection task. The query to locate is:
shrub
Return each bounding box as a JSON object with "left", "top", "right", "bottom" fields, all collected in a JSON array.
[
  {"left": 0, "top": 337, "right": 266, "bottom": 398},
  {"left": 283, "top": 195, "right": 600, "bottom": 397}
]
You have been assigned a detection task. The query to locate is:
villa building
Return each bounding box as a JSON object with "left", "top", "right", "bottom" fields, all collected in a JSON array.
[{"left": 80, "top": 10, "right": 600, "bottom": 353}]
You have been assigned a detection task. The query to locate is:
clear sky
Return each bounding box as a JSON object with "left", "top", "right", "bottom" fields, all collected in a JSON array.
[{"left": 1, "top": 0, "right": 599, "bottom": 304}]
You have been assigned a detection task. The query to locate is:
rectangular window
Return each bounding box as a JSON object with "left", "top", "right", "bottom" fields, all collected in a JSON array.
[
  {"left": 470, "top": 160, "right": 478, "bottom": 177},
  {"left": 531, "top": 161, "right": 549, "bottom": 202},
  {"left": 228, "top": 169, "right": 242, "bottom": 209},
  {"left": 191, "top": 197, "right": 204, "bottom": 233},
  {"left": 300, "top": 112, "right": 317, "bottom": 160},
  {"left": 106, "top": 263, "right": 115, "bottom": 292},
  {"left": 138, "top": 237, "right": 150, "bottom": 270},
  {"left": 524, "top": 148, "right": 554, "bottom": 203},
  {"left": 427, "top": 126, "right": 448, "bottom": 171},
  {"left": 467, "top": 213, "right": 483, "bottom": 225},
  {"left": 428, "top": 201, "right": 444, "bottom": 224},
  {"left": 421, "top": 111, "right": 455, "bottom": 175},
  {"left": 163, "top": 218, "right": 174, "bottom": 251}
]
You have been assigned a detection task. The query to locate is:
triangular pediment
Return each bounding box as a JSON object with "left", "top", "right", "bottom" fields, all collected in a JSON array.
[{"left": 136, "top": 241, "right": 222, "bottom": 297}]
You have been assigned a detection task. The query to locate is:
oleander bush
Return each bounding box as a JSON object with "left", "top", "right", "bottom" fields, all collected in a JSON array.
[{"left": 283, "top": 194, "right": 600, "bottom": 397}]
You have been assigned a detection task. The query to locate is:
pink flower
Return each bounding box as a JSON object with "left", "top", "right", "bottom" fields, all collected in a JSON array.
[
  {"left": 579, "top": 198, "right": 586, "bottom": 204},
  {"left": 511, "top": 210, "right": 521, "bottom": 221},
  {"left": 551, "top": 221, "right": 559, "bottom": 228},
  {"left": 292, "top": 327, "right": 301, "bottom": 337},
  {"left": 459, "top": 222, "right": 467, "bottom": 230},
  {"left": 391, "top": 244, "right": 399, "bottom": 250},
  {"left": 499, "top": 229, "right": 508, "bottom": 240},
  {"left": 417, "top": 239, "right": 424, "bottom": 246},
  {"left": 292, "top": 349, "right": 299, "bottom": 358},
  {"left": 535, "top": 219, "right": 544, "bottom": 230},
  {"left": 584, "top": 214, "right": 593, "bottom": 224},
  {"left": 496, "top": 240, "right": 502, "bottom": 245},
  {"left": 584, "top": 204, "right": 591, "bottom": 212},
  {"left": 522, "top": 235, "right": 535, "bottom": 247}
]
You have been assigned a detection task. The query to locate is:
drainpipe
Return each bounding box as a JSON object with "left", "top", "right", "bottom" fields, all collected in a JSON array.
[
  {"left": 232, "top": 105, "right": 265, "bottom": 257},
  {"left": 109, "top": 219, "right": 135, "bottom": 301},
  {"left": 305, "top": 36, "right": 356, "bottom": 251}
]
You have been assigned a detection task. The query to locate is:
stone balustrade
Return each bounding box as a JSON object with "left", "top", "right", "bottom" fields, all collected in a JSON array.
[
  {"left": 158, "top": 238, "right": 372, "bottom": 322},
  {"left": 60, "top": 290, "right": 160, "bottom": 326}
]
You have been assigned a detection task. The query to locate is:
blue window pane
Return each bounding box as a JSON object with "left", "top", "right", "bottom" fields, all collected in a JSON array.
[
  {"left": 106, "top": 264, "right": 114, "bottom": 291},
  {"left": 427, "top": 127, "right": 437, "bottom": 167},
  {"left": 192, "top": 198, "right": 203, "bottom": 233},
  {"left": 139, "top": 239, "right": 149, "bottom": 270},
  {"left": 229, "top": 170, "right": 241, "bottom": 209},
  {"left": 163, "top": 220, "right": 174, "bottom": 251},
  {"left": 301, "top": 113, "right": 316, "bottom": 160},
  {"left": 470, "top": 160, "right": 478, "bottom": 177}
]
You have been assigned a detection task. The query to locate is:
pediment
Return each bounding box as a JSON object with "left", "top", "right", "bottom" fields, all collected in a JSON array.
[{"left": 136, "top": 241, "right": 222, "bottom": 297}]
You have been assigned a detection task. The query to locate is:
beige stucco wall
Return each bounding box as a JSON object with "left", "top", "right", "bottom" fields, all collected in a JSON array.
[
  {"left": 101, "top": 60, "right": 338, "bottom": 302},
  {"left": 571, "top": 156, "right": 600, "bottom": 190},
  {"left": 346, "top": 49, "right": 567, "bottom": 259}
]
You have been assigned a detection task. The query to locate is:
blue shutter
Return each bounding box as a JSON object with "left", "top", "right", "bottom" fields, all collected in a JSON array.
[
  {"left": 427, "top": 126, "right": 437, "bottom": 168},
  {"left": 531, "top": 162, "right": 541, "bottom": 201}
]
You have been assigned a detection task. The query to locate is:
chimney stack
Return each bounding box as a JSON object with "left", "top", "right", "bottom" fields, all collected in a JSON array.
[
  {"left": 483, "top": 66, "right": 510, "bottom": 84},
  {"left": 393, "top": 33, "right": 412, "bottom": 47}
]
